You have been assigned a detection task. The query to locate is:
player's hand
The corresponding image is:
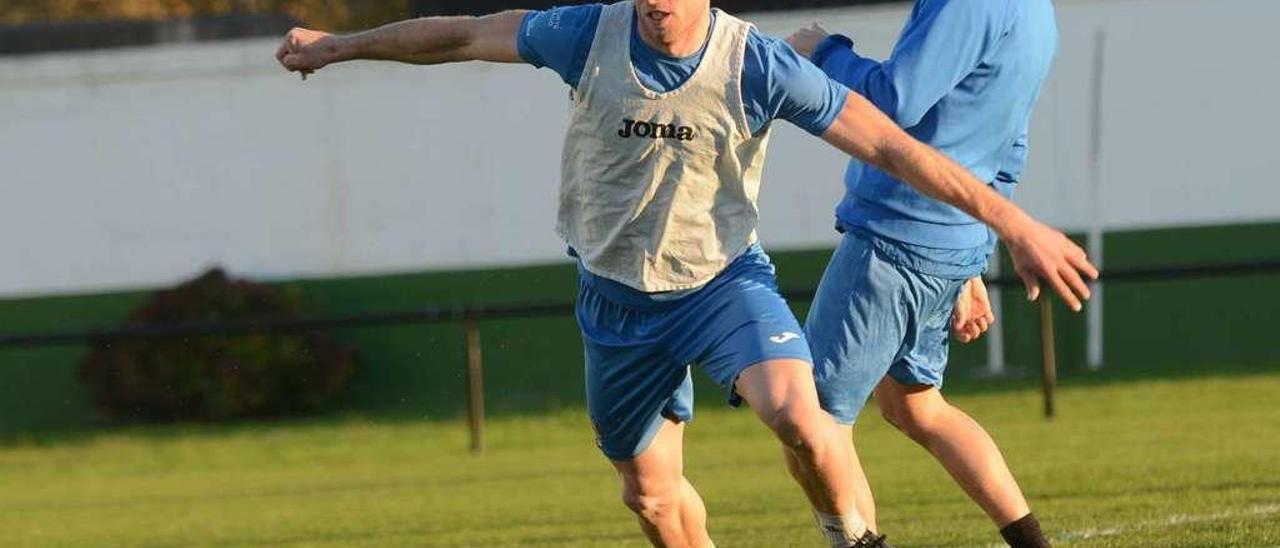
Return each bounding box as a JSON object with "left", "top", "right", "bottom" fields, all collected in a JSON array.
[
  {"left": 1004, "top": 219, "right": 1098, "bottom": 311},
  {"left": 786, "top": 23, "right": 829, "bottom": 59},
  {"left": 276, "top": 27, "right": 338, "bottom": 80},
  {"left": 952, "top": 277, "right": 994, "bottom": 344}
]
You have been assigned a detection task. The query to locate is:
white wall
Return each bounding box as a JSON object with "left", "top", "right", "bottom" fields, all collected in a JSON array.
[
  {"left": 2, "top": 0, "right": 1278, "bottom": 298},
  {"left": 754, "top": 0, "right": 1280, "bottom": 232}
]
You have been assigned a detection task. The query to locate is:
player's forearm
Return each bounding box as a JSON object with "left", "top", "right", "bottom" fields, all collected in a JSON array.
[
  {"left": 326, "top": 17, "right": 469, "bottom": 65},
  {"left": 330, "top": 12, "right": 524, "bottom": 65},
  {"left": 880, "top": 135, "right": 1030, "bottom": 239}
]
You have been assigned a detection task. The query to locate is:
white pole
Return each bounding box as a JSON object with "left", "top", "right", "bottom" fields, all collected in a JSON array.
[
  {"left": 1086, "top": 28, "right": 1107, "bottom": 371},
  {"left": 986, "top": 251, "right": 1006, "bottom": 376}
]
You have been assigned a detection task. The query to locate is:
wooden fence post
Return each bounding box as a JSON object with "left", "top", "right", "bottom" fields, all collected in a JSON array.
[
  {"left": 1039, "top": 298, "right": 1057, "bottom": 419},
  {"left": 464, "top": 318, "right": 485, "bottom": 454}
]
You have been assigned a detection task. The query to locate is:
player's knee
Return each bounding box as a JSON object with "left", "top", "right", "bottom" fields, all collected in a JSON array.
[
  {"left": 621, "top": 483, "right": 679, "bottom": 522},
  {"left": 767, "top": 406, "right": 829, "bottom": 459},
  {"left": 879, "top": 398, "right": 943, "bottom": 443}
]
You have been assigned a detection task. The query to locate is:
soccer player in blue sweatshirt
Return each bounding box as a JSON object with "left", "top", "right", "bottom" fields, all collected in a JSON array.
[
  {"left": 789, "top": 1, "right": 1060, "bottom": 546},
  {"left": 278, "top": 1, "right": 1093, "bottom": 545}
]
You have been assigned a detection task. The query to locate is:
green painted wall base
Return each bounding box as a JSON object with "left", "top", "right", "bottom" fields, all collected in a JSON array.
[{"left": 3, "top": 222, "right": 1279, "bottom": 436}]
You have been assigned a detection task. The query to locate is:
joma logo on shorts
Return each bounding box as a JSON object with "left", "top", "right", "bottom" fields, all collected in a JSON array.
[
  {"left": 617, "top": 118, "right": 696, "bottom": 141},
  {"left": 770, "top": 332, "right": 801, "bottom": 344}
]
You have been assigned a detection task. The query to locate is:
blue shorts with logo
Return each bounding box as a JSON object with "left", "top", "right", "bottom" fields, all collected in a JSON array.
[
  {"left": 805, "top": 227, "right": 986, "bottom": 425},
  {"left": 576, "top": 244, "right": 812, "bottom": 461}
]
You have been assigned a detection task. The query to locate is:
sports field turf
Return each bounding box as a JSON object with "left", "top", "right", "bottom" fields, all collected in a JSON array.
[{"left": 2, "top": 372, "right": 1278, "bottom": 547}]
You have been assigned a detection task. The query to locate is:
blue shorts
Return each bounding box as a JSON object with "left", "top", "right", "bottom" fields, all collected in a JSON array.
[
  {"left": 804, "top": 230, "right": 969, "bottom": 425},
  {"left": 577, "top": 244, "right": 812, "bottom": 461}
]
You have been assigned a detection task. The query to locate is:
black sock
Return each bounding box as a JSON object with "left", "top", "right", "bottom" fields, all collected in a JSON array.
[{"left": 1000, "top": 513, "right": 1050, "bottom": 548}]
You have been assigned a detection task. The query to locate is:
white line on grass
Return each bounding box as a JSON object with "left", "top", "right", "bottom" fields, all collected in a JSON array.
[{"left": 984, "top": 504, "right": 1280, "bottom": 547}]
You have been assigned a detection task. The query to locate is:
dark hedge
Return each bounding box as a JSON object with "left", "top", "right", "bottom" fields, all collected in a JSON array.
[{"left": 80, "top": 268, "right": 357, "bottom": 422}]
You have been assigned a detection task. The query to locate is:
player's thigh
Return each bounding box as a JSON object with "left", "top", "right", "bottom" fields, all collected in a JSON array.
[
  {"left": 670, "top": 256, "right": 812, "bottom": 407},
  {"left": 612, "top": 417, "right": 687, "bottom": 497},
  {"left": 804, "top": 232, "right": 914, "bottom": 424},
  {"left": 583, "top": 339, "right": 693, "bottom": 461},
  {"left": 732, "top": 358, "right": 829, "bottom": 437},
  {"left": 734, "top": 358, "right": 823, "bottom": 423},
  {"left": 579, "top": 283, "right": 695, "bottom": 461}
]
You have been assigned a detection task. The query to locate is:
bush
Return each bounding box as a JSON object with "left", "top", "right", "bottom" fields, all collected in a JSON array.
[
  {"left": 80, "top": 268, "right": 357, "bottom": 422},
  {"left": 1, "top": 1, "right": 409, "bottom": 31}
]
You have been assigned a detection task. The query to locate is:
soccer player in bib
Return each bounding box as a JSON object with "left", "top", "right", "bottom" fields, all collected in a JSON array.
[
  {"left": 788, "top": 1, "right": 1063, "bottom": 546},
  {"left": 276, "top": 1, "right": 1095, "bottom": 545}
]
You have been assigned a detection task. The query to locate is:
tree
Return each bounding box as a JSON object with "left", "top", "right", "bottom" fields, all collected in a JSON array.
[{"left": 0, "top": 0, "right": 408, "bottom": 31}]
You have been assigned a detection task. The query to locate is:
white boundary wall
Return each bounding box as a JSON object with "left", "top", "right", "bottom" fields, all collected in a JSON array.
[{"left": 2, "top": 0, "right": 1278, "bottom": 297}]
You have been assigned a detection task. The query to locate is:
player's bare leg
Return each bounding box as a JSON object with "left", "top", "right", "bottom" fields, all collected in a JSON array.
[
  {"left": 736, "top": 359, "right": 881, "bottom": 547},
  {"left": 828, "top": 425, "right": 877, "bottom": 532},
  {"left": 612, "top": 419, "right": 714, "bottom": 548},
  {"left": 874, "top": 378, "right": 1031, "bottom": 526},
  {"left": 928, "top": 280, "right": 1049, "bottom": 545}
]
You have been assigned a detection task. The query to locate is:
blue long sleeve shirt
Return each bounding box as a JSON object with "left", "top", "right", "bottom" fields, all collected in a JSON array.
[{"left": 813, "top": 0, "right": 1057, "bottom": 262}]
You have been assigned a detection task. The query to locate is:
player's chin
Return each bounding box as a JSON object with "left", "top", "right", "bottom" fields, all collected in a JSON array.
[{"left": 638, "top": 20, "right": 667, "bottom": 38}]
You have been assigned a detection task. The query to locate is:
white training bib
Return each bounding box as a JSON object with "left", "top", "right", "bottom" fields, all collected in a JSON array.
[{"left": 556, "top": 1, "right": 773, "bottom": 292}]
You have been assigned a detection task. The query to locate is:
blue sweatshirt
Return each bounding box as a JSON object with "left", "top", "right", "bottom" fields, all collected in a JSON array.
[{"left": 813, "top": 0, "right": 1057, "bottom": 254}]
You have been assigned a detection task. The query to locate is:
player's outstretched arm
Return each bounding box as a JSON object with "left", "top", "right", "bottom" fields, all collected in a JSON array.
[
  {"left": 822, "top": 91, "right": 1099, "bottom": 311},
  {"left": 276, "top": 11, "right": 527, "bottom": 77}
]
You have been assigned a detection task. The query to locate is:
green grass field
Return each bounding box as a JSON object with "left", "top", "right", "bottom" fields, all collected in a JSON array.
[{"left": 2, "top": 371, "right": 1278, "bottom": 547}]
